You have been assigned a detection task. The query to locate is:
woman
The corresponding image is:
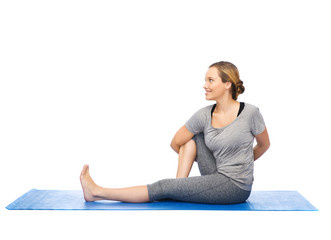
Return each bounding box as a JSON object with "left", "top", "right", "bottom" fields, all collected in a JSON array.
[{"left": 80, "top": 61, "right": 270, "bottom": 204}]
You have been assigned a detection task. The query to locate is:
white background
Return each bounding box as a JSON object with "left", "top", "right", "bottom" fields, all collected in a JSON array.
[{"left": 0, "top": 0, "right": 330, "bottom": 239}]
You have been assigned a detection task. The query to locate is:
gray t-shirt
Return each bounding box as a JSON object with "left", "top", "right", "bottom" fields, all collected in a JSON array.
[{"left": 185, "top": 103, "right": 265, "bottom": 191}]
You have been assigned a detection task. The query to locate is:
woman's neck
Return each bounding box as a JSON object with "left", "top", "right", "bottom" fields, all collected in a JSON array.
[{"left": 214, "top": 97, "right": 239, "bottom": 114}]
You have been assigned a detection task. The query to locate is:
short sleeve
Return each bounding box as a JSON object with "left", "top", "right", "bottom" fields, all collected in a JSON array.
[
  {"left": 251, "top": 107, "right": 266, "bottom": 136},
  {"left": 185, "top": 107, "right": 208, "bottom": 135}
]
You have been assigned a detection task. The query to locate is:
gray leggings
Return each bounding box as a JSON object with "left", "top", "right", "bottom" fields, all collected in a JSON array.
[{"left": 147, "top": 133, "right": 251, "bottom": 204}]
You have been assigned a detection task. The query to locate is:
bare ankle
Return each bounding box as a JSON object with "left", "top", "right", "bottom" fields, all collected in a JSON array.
[{"left": 91, "top": 186, "right": 104, "bottom": 199}]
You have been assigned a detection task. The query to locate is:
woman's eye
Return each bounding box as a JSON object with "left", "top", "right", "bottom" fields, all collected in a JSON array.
[{"left": 209, "top": 79, "right": 213, "bottom": 82}]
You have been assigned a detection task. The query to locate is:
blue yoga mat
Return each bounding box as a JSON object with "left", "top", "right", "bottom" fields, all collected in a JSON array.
[{"left": 6, "top": 189, "right": 317, "bottom": 211}]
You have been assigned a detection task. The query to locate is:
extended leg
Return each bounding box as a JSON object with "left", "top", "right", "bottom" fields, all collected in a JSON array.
[
  {"left": 148, "top": 173, "right": 251, "bottom": 204},
  {"left": 176, "top": 139, "right": 196, "bottom": 178},
  {"left": 80, "top": 165, "right": 149, "bottom": 203}
]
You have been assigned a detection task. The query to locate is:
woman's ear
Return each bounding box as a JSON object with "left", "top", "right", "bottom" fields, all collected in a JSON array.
[{"left": 225, "top": 81, "right": 232, "bottom": 90}]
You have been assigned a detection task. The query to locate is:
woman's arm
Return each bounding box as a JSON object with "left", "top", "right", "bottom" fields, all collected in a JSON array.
[
  {"left": 170, "top": 125, "right": 194, "bottom": 154},
  {"left": 253, "top": 127, "right": 270, "bottom": 161}
]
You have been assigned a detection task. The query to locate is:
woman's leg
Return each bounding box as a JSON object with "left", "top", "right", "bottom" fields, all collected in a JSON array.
[
  {"left": 176, "top": 140, "right": 196, "bottom": 178},
  {"left": 80, "top": 165, "right": 250, "bottom": 204},
  {"left": 148, "top": 173, "right": 251, "bottom": 204},
  {"left": 80, "top": 165, "right": 149, "bottom": 203},
  {"left": 175, "top": 133, "right": 217, "bottom": 178},
  {"left": 193, "top": 133, "right": 217, "bottom": 176},
  {"left": 80, "top": 134, "right": 235, "bottom": 204}
]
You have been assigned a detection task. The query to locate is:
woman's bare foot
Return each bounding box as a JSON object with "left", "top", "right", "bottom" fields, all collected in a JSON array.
[{"left": 80, "top": 165, "right": 103, "bottom": 202}]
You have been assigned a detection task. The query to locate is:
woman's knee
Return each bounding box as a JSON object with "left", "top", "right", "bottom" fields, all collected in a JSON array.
[{"left": 192, "top": 133, "right": 204, "bottom": 144}]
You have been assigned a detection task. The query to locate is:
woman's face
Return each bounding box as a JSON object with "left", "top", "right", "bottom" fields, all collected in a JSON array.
[{"left": 203, "top": 67, "right": 231, "bottom": 101}]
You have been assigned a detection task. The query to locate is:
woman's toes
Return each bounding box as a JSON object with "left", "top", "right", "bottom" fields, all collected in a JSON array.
[{"left": 81, "top": 164, "right": 89, "bottom": 176}]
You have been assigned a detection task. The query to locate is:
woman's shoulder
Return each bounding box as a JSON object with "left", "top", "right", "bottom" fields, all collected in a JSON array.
[
  {"left": 243, "top": 102, "right": 260, "bottom": 110},
  {"left": 195, "top": 104, "right": 214, "bottom": 114},
  {"left": 190, "top": 104, "right": 214, "bottom": 118},
  {"left": 243, "top": 102, "right": 263, "bottom": 116}
]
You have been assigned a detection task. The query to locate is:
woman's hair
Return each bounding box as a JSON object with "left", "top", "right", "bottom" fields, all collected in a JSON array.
[{"left": 209, "top": 61, "right": 245, "bottom": 100}]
